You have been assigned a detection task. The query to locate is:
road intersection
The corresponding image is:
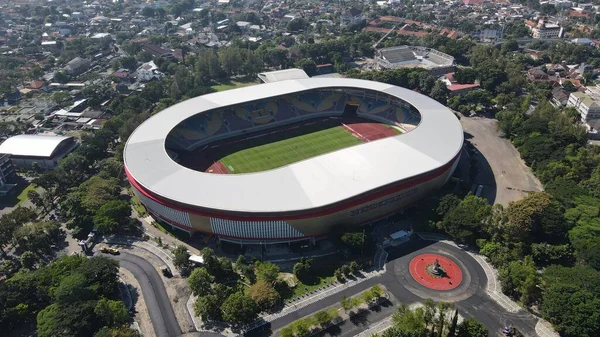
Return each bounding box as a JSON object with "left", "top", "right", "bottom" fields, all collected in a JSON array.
[{"left": 106, "top": 236, "right": 552, "bottom": 337}]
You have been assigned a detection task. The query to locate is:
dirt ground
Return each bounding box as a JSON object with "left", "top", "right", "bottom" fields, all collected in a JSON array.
[
  {"left": 460, "top": 116, "right": 543, "bottom": 205},
  {"left": 119, "top": 267, "right": 156, "bottom": 337}
]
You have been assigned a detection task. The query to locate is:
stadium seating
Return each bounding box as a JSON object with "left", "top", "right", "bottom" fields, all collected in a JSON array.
[
  {"left": 168, "top": 89, "right": 422, "bottom": 149},
  {"left": 275, "top": 99, "right": 298, "bottom": 120},
  {"left": 221, "top": 109, "right": 254, "bottom": 131}
]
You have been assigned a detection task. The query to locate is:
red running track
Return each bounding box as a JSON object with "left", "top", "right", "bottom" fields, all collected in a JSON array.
[
  {"left": 342, "top": 123, "right": 399, "bottom": 142},
  {"left": 206, "top": 161, "right": 230, "bottom": 174},
  {"left": 409, "top": 254, "right": 463, "bottom": 291}
]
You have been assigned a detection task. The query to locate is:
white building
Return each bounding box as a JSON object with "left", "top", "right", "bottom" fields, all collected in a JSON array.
[
  {"left": 136, "top": 61, "right": 163, "bottom": 82},
  {"left": 567, "top": 88, "right": 600, "bottom": 122},
  {"left": 0, "top": 154, "right": 16, "bottom": 196},
  {"left": 0, "top": 135, "right": 79, "bottom": 169},
  {"left": 529, "top": 19, "right": 564, "bottom": 39}
]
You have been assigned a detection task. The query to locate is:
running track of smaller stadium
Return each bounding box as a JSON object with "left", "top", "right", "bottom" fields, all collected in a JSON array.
[{"left": 206, "top": 118, "right": 398, "bottom": 174}]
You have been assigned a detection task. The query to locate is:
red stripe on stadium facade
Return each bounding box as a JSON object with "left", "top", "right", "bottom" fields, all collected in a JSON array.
[{"left": 125, "top": 152, "right": 459, "bottom": 223}]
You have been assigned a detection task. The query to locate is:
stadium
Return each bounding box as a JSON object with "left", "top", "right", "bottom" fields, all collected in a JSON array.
[
  {"left": 124, "top": 78, "right": 463, "bottom": 243},
  {"left": 374, "top": 46, "right": 455, "bottom": 76}
]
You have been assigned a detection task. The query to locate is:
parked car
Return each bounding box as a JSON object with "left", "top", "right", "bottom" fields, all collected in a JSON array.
[{"left": 100, "top": 247, "right": 120, "bottom": 255}]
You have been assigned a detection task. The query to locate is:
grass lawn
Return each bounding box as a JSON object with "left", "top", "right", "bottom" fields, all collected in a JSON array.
[
  {"left": 292, "top": 275, "right": 336, "bottom": 299},
  {"left": 211, "top": 80, "right": 258, "bottom": 92},
  {"left": 130, "top": 194, "right": 147, "bottom": 216},
  {"left": 220, "top": 126, "right": 362, "bottom": 173},
  {"left": 16, "top": 183, "right": 36, "bottom": 205}
]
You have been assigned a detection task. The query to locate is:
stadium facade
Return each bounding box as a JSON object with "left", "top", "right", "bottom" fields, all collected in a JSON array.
[{"left": 124, "top": 78, "right": 463, "bottom": 243}]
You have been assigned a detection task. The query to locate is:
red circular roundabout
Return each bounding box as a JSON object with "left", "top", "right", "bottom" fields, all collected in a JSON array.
[{"left": 409, "top": 254, "right": 463, "bottom": 291}]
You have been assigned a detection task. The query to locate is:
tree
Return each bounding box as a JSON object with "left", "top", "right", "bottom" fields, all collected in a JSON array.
[
  {"left": 20, "top": 250, "right": 39, "bottom": 270},
  {"left": 94, "top": 297, "right": 129, "bottom": 327},
  {"left": 254, "top": 261, "right": 279, "bottom": 284},
  {"left": 54, "top": 273, "right": 92, "bottom": 304},
  {"left": 314, "top": 310, "right": 334, "bottom": 326},
  {"left": 287, "top": 18, "right": 308, "bottom": 32},
  {"left": 248, "top": 279, "right": 281, "bottom": 311},
  {"left": 94, "top": 326, "right": 140, "bottom": 337},
  {"left": 37, "top": 301, "right": 103, "bottom": 337},
  {"left": 293, "top": 258, "right": 313, "bottom": 282},
  {"left": 540, "top": 265, "right": 600, "bottom": 337},
  {"left": 296, "top": 58, "right": 317, "bottom": 76},
  {"left": 78, "top": 257, "right": 119, "bottom": 297},
  {"left": 0, "top": 207, "right": 37, "bottom": 257},
  {"left": 13, "top": 221, "right": 61, "bottom": 255},
  {"left": 53, "top": 71, "right": 70, "bottom": 84},
  {"left": 429, "top": 81, "right": 450, "bottom": 103},
  {"left": 194, "top": 295, "right": 221, "bottom": 321},
  {"left": 93, "top": 200, "right": 131, "bottom": 233},
  {"left": 391, "top": 304, "right": 428, "bottom": 337},
  {"left": 456, "top": 318, "right": 488, "bottom": 337},
  {"left": 438, "top": 195, "right": 492, "bottom": 244},
  {"left": 448, "top": 309, "right": 458, "bottom": 337},
  {"left": 220, "top": 292, "right": 258, "bottom": 325},
  {"left": 188, "top": 267, "right": 214, "bottom": 296},
  {"left": 340, "top": 231, "right": 367, "bottom": 254},
  {"left": 503, "top": 192, "right": 552, "bottom": 241},
  {"left": 173, "top": 245, "right": 192, "bottom": 275}
]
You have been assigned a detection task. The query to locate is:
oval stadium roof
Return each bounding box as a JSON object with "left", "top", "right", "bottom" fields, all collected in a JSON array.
[{"left": 124, "top": 78, "right": 463, "bottom": 214}]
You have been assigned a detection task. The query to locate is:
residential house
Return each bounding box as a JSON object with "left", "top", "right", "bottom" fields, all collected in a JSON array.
[
  {"left": 340, "top": 8, "right": 365, "bottom": 27},
  {"left": 65, "top": 57, "right": 91, "bottom": 75},
  {"left": 136, "top": 61, "right": 163, "bottom": 82},
  {"left": 142, "top": 43, "right": 174, "bottom": 59}
]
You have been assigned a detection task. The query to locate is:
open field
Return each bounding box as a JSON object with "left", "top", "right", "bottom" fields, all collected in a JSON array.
[
  {"left": 211, "top": 80, "right": 259, "bottom": 92},
  {"left": 460, "top": 116, "right": 543, "bottom": 205},
  {"left": 220, "top": 126, "right": 362, "bottom": 173}
]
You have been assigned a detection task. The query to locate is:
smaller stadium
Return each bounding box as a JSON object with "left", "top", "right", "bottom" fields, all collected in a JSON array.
[
  {"left": 125, "top": 78, "right": 463, "bottom": 243},
  {"left": 374, "top": 45, "right": 455, "bottom": 76}
]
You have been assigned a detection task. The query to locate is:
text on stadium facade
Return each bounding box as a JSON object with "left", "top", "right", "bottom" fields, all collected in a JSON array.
[{"left": 349, "top": 188, "right": 418, "bottom": 217}]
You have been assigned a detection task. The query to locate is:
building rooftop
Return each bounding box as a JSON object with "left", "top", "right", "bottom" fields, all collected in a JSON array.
[
  {"left": 257, "top": 68, "right": 309, "bottom": 83},
  {"left": 0, "top": 135, "right": 74, "bottom": 158}
]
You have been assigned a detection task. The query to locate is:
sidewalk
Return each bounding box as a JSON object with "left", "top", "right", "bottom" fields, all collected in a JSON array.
[{"left": 186, "top": 268, "right": 386, "bottom": 336}]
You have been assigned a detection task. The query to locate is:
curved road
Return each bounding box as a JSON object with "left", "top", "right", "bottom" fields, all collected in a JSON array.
[{"left": 106, "top": 252, "right": 182, "bottom": 337}]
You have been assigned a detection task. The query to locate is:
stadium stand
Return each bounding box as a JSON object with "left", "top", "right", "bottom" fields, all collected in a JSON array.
[
  {"left": 168, "top": 89, "right": 422, "bottom": 149},
  {"left": 221, "top": 109, "right": 254, "bottom": 131}
]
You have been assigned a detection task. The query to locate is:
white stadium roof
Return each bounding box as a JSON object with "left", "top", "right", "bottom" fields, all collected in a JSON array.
[
  {"left": 124, "top": 78, "right": 463, "bottom": 214},
  {"left": 0, "top": 134, "right": 73, "bottom": 158},
  {"left": 258, "top": 68, "right": 309, "bottom": 83}
]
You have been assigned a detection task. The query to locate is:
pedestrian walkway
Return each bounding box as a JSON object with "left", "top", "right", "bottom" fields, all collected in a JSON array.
[
  {"left": 263, "top": 268, "right": 385, "bottom": 322},
  {"left": 536, "top": 319, "right": 561, "bottom": 337}
]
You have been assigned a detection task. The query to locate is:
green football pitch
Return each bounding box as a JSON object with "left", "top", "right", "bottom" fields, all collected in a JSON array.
[{"left": 219, "top": 126, "right": 362, "bottom": 174}]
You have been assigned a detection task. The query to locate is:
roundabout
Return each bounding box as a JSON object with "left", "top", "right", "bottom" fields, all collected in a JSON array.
[{"left": 409, "top": 254, "right": 463, "bottom": 291}]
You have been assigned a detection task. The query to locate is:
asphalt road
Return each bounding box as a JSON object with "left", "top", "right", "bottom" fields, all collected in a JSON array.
[
  {"left": 107, "top": 240, "right": 540, "bottom": 337},
  {"left": 268, "top": 239, "right": 539, "bottom": 337},
  {"left": 106, "top": 252, "right": 182, "bottom": 337}
]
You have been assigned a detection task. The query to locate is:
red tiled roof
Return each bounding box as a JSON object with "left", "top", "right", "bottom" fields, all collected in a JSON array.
[
  {"left": 28, "top": 80, "right": 45, "bottom": 89},
  {"left": 445, "top": 72, "right": 456, "bottom": 83},
  {"left": 524, "top": 20, "right": 537, "bottom": 28},
  {"left": 448, "top": 83, "right": 479, "bottom": 91}
]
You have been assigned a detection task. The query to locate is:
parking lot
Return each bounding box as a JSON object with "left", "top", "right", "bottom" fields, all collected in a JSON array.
[{"left": 460, "top": 116, "right": 543, "bottom": 205}]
